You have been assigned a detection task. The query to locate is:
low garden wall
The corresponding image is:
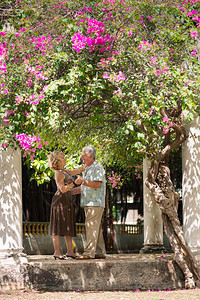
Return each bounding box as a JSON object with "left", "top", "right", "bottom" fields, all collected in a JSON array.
[{"left": 23, "top": 222, "right": 171, "bottom": 255}]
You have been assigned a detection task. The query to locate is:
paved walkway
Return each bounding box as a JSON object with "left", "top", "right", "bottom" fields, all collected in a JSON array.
[{"left": 1, "top": 288, "right": 200, "bottom": 299}]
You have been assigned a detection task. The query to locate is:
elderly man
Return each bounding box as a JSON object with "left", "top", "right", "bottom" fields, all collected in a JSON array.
[{"left": 76, "top": 145, "right": 106, "bottom": 259}]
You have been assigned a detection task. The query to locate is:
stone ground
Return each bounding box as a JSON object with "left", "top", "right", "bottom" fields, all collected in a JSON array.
[{"left": 0, "top": 288, "right": 200, "bottom": 300}]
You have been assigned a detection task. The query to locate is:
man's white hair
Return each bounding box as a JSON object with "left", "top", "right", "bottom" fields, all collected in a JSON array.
[{"left": 82, "top": 145, "right": 96, "bottom": 160}]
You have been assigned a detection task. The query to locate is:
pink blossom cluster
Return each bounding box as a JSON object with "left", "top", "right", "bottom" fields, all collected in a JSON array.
[
  {"left": 108, "top": 171, "right": 122, "bottom": 189},
  {"left": 136, "top": 142, "right": 143, "bottom": 153},
  {"left": 162, "top": 117, "right": 174, "bottom": 134},
  {"left": 135, "top": 173, "right": 141, "bottom": 179},
  {"left": 25, "top": 65, "right": 48, "bottom": 81},
  {"left": 151, "top": 56, "right": 157, "bottom": 64},
  {"left": 139, "top": 40, "right": 152, "bottom": 51},
  {"left": 3, "top": 110, "right": 15, "bottom": 126},
  {"left": 0, "top": 83, "right": 8, "bottom": 94},
  {"left": 0, "top": 42, "right": 8, "bottom": 73},
  {"left": 72, "top": 31, "right": 114, "bottom": 53},
  {"left": 190, "top": 31, "right": 198, "bottom": 37},
  {"left": 181, "top": 1, "right": 200, "bottom": 27},
  {"left": 139, "top": 15, "right": 144, "bottom": 24},
  {"left": 16, "top": 133, "right": 42, "bottom": 151},
  {"left": 15, "top": 91, "right": 45, "bottom": 105},
  {"left": 16, "top": 133, "right": 48, "bottom": 160},
  {"left": 113, "top": 88, "right": 122, "bottom": 95},
  {"left": 103, "top": 71, "right": 125, "bottom": 82},
  {"left": 15, "top": 28, "right": 27, "bottom": 38},
  {"left": 190, "top": 49, "right": 197, "bottom": 55},
  {"left": 156, "top": 66, "right": 169, "bottom": 76},
  {"left": 77, "top": 6, "right": 93, "bottom": 16},
  {"left": 72, "top": 18, "right": 115, "bottom": 53},
  {"left": 14, "top": 1, "right": 22, "bottom": 7},
  {"left": 28, "top": 92, "right": 45, "bottom": 105},
  {"left": 103, "top": 0, "right": 118, "bottom": 4},
  {"left": 182, "top": 0, "right": 200, "bottom": 4},
  {"left": 28, "top": 35, "right": 52, "bottom": 55},
  {"left": 135, "top": 165, "right": 142, "bottom": 179},
  {"left": 55, "top": 1, "right": 67, "bottom": 10},
  {"left": 87, "top": 19, "right": 105, "bottom": 35},
  {"left": 98, "top": 57, "right": 114, "bottom": 68}
]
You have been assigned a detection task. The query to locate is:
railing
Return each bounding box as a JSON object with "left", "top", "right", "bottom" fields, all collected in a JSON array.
[
  {"left": 23, "top": 222, "right": 142, "bottom": 236},
  {"left": 23, "top": 222, "right": 48, "bottom": 235},
  {"left": 120, "top": 224, "right": 143, "bottom": 235},
  {"left": 23, "top": 222, "right": 85, "bottom": 235}
]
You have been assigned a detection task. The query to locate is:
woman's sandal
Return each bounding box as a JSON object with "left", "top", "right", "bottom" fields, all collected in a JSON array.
[{"left": 53, "top": 255, "right": 68, "bottom": 260}]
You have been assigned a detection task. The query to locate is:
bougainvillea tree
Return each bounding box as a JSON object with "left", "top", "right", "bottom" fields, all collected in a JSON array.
[{"left": 0, "top": 0, "right": 200, "bottom": 288}]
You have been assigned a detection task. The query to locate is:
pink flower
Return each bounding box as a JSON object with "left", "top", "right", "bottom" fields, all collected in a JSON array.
[
  {"left": 1, "top": 143, "right": 7, "bottom": 148},
  {"left": 151, "top": 56, "right": 157, "bottom": 64},
  {"left": 103, "top": 73, "right": 110, "bottom": 79},
  {"left": 3, "top": 118, "right": 9, "bottom": 126},
  {"left": 6, "top": 109, "right": 15, "bottom": 116},
  {"left": 162, "top": 117, "right": 169, "bottom": 122},
  {"left": 191, "top": 49, "right": 197, "bottom": 55},
  {"left": 163, "top": 127, "right": 169, "bottom": 134},
  {"left": 190, "top": 31, "right": 197, "bottom": 37}
]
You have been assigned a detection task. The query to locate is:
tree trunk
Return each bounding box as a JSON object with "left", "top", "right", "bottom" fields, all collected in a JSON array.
[{"left": 145, "top": 122, "right": 200, "bottom": 288}]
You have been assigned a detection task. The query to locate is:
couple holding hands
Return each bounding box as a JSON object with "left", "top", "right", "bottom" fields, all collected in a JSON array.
[{"left": 48, "top": 145, "right": 106, "bottom": 260}]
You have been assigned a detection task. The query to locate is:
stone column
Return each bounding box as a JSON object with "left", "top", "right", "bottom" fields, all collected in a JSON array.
[
  {"left": 140, "top": 159, "right": 165, "bottom": 253},
  {"left": 0, "top": 147, "right": 28, "bottom": 289},
  {"left": 182, "top": 116, "right": 200, "bottom": 260}
]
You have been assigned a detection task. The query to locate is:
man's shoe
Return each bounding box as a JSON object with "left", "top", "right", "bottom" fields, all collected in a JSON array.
[
  {"left": 95, "top": 254, "right": 106, "bottom": 259},
  {"left": 76, "top": 255, "right": 93, "bottom": 260}
]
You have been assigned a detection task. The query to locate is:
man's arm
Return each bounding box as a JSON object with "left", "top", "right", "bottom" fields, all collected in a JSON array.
[
  {"left": 82, "top": 179, "right": 101, "bottom": 189},
  {"left": 75, "top": 176, "right": 102, "bottom": 189}
]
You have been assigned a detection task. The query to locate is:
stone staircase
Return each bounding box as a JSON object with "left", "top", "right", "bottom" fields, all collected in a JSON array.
[{"left": 26, "top": 253, "right": 185, "bottom": 291}]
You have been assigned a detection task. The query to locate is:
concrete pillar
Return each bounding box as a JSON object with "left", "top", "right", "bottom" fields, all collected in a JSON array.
[
  {"left": 0, "top": 147, "right": 28, "bottom": 289},
  {"left": 182, "top": 116, "right": 200, "bottom": 260},
  {"left": 140, "top": 159, "right": 165, "bottom": 253}
]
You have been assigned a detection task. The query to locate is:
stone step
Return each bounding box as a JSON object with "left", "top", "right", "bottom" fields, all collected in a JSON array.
[{"left": 27, "top": 253, "right": 185, "bottom": 291}]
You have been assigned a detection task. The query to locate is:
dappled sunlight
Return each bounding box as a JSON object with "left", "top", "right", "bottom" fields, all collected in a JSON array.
[
  {"left": 26, "top": 253, "right": 185, "bottom": 291},
  {"left": 0, "top": 147, "right": 23, "bottom": 253},
  {"left": 143, "top": 159, "right": 163, "bottom": 247},
  {"left": 182, "top": 116, "right": 200, "bottom": 250}
]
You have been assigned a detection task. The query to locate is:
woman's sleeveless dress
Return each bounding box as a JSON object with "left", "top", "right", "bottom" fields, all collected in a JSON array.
[{"left": 50, "top": 176, "right": 76, "bottom": 236}]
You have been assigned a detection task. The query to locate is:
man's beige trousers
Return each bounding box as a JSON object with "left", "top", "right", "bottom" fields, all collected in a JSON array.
[{"left": 83, "top": 206, "right": 106, "bottom": 258}]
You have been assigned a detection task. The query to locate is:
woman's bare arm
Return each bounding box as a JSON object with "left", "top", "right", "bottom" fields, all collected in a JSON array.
[
  {"left": 66, "top": 164, "right": 86, "bottom": 176},
  {"left": 55, "top": 171, "right": 75, "bottom": 193}
]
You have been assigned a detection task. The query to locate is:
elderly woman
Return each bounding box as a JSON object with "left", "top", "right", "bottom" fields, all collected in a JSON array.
[{"left": 48, "top": 151, "right": 85, "bottom": 260}]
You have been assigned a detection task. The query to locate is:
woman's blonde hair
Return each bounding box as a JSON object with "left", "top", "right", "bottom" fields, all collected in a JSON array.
[{"left": 48, "top": 151, "right": 64, "bottom": 171}]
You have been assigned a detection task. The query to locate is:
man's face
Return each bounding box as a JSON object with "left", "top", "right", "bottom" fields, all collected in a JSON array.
[{"left": 81, "top": 150, "right": 93, "bottom": 166}]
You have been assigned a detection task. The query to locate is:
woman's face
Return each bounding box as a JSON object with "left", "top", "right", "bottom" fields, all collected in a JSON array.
[{"left": 60, "top": 153, "right": 66, "bottom": 168}]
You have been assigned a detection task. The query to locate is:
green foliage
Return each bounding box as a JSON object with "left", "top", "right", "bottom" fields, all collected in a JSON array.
[{"left": 0, "top": 0, "right": 199, "bottom": 183}]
